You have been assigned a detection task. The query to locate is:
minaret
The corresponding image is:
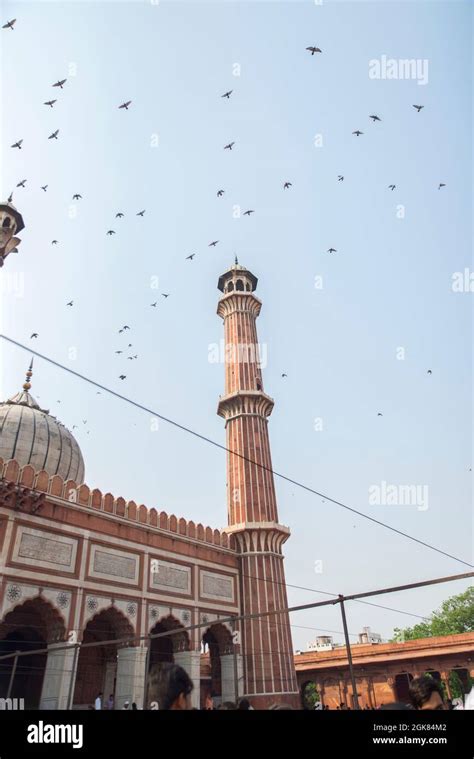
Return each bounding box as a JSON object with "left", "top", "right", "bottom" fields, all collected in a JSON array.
[{"left": 217, "top": 260, "right": 299, "bottom": 708}]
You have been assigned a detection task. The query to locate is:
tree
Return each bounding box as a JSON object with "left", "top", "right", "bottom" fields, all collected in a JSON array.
[
  {"left": 391, "top": 586, "right": 474, "bottom": 642},
  {"left": 302, "top": 681, "right": 320, "bottom": 709}
]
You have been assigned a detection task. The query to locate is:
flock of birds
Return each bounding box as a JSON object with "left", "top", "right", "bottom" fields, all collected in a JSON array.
[{"left": 4, "top": 16, "right": 443, "bottom": 427}]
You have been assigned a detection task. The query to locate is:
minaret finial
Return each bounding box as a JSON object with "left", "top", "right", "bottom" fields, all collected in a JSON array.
[
  {"left": 234, "top": 254, "right": 238, "bottom": 265},
  {"left": 23, "top": 357, "right": 34, "bottom": 391}
]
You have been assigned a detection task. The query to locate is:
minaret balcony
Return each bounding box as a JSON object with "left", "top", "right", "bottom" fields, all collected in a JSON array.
[{"left": 217, "top": 390, "right": 274, "bottom": 420}]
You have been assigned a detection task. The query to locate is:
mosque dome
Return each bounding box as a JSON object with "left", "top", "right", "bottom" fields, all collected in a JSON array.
[{"left": 0, "top": 360, "right": 85, "bottom": 483}]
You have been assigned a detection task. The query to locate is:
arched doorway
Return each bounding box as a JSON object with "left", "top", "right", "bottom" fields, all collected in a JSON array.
[
  {"left": 394, "top": 673, "right": 413, "bottom": 704},
  {"left": 201, "top": 623, "right": 233, "bottom": 708},
  {"left": 449, "top": 667, "right": 471, "bottom": 699},
  {"left": 301, "top": 680, "right": 319, "bottom": 709},
  {"left": 0, "top": 597, "right": 66, "bottom": 709},
  {"left": 73, "top": 607, "right": 135, "bottom": 708},
  {"left": 147, "top": 616, "right": 190, "bottom": 707}
]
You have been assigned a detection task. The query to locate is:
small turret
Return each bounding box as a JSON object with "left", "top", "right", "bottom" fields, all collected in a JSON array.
[{"left": 0, "top": 199, "right": 25, "bottom": 267}]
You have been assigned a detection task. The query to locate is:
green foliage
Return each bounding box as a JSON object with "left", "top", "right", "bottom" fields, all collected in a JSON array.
[
  {"left": 303, "top": 681, "right": 320, "bottom": 709},
  {"left": 391, "top": 587, "right": 474, "bottom": 642}
]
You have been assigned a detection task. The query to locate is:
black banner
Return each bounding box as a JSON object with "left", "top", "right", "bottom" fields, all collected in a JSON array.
[{"left": 0, "top": 710, "right": 472, "bottom": 756}]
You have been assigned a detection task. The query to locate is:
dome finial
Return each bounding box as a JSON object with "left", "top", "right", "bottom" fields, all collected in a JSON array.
[
  {"left": 234, "top": 254, "right": 239, "bottom": 265},
  {"left": 23, "top": 357, "right": 34, "bottom": 391}
]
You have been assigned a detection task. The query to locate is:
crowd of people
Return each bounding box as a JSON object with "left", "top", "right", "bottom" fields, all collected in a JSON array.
[{"left": 88, "top": 668, "right": 473, "bottom": 711}]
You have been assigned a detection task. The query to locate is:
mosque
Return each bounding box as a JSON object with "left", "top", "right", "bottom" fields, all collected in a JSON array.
[{"left": 0, "top": 209, "right": 299, "bottom": 709}]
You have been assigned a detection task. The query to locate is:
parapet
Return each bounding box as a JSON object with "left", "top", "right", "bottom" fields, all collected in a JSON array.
[{"left": 0, "top": 457, "right": 234, "bottom": 550}]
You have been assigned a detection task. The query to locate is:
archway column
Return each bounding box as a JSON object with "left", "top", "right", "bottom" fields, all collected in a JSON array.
[
  {"left": 39, "top": 642, "right": 78, "bottom": 710},
  {"left": 220, "top": 653, "right": 243, "bottom": 703},
  {"left": 103, "top": 660, "right": 117, "bottom": 706},
  {"left": 174, "top": 650, "right": 201, "bottom": 709},
  {"left": 115, "top": 645, "right": 148, "bottom": 709}
]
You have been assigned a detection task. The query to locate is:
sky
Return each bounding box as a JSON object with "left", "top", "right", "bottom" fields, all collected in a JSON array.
[{"left": 0, "top": 0, "right": 472, "bottom": 651}]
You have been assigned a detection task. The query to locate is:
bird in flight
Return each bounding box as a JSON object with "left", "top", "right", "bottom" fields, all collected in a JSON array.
[
  {"left": 224, "top": 142, "right": 235, "bottom": 150},
  {"left": 72, "top": 193, "right": 82, "bottom": 200},
  {"left": 243, "top": 210, "right": 255, "bottom": 216},
  {"left": 48, "top": 130, "right": 59, "bottom": 140},
  {"left": 281, "top": 373, "right": 288, "bottom": 378},
  {"left": 217, "top": 190, "right": 225, "bottom": 197},
  {"left": 413, "top": 104, "right": 424, "bottom": 112},
  {"left": 352, "top": 130, "right": 363, "bottom": 136},
  {"left": 51, "top": 240, "right": 58, "bottom": 245},
  {"left": 72, "top": 425, "right": 78, "bottom": 430},
  {"left": 119, "top": 101, "right": 132, "bottom": 109},
  {"left": 438, "top": 183, "right": 446, "bottom": 190},
  {"left": 115, "top": 350, "right": 123, "bottom": 354},
  {"left": 11, "top": 139, "right": 23, "bottom": 149},
  {"left": 221, "top": 90, "right": 233, "bottom": 98},
  {"left": 2, "top": 18, "right": 16, "bottom": 30},
  {"left": 283, "top": 181, "right": 292, "bottom": 189},
  {"left": 106, "top": 230, "right": 116, "bottom": 235},
  {"left": 127, "top": 343, "right": 132, "bottom": 347},
  {"left": 306, "top": 46, "right": 322, "bottom": 55},
  {"left": 16, "top": 179, "right": 26, "bottom": 188},
  {"left": 369, "top": 114, "right": 381, "bottom": 122},
  {"left": 66, "top": 300, "right": 73, "bottom": 306},
  {"left": 327, "top": 247, "right": 337, "bottom": 253},
  {"left": 115, "top": 212, "right": 124, "bottom": 218},
  {"left": 427, "top": 369, "right": 432, "bottom": 375},
  {"left": 337, "top": 175, "right": 344, "bottom": 182},
  {"left": 122, "top": 325, "right": 130, "bottom": 330},
  {"left": 388, "top": 184, "right": 396, "bottom": 191},
  {"left": 161, "top": 293, "right": 170, "bottom": 298},
  {"left": 137, "top": 210, "right": 145, "bottom": 216},
  {"left": 30, "top": 333, "right": 38, "bottom": 339},
  {"left": 150, "top": 302, "right": 157, "bottom": 307},
  {"left": 44, "top": 99, "right": 56, "bottom": 108},
  {"left": 209, "top": 241, "right": 219, "bottom": 248},
  {"left": 40, "top": 185, "right": 48, "bottom": 192},
  {"left": 119, "top": 375, "right": 126, "bottom": 380},
  {"left": 127, "top": 356, "right": 134, "bottom": 360},
  {"left": 377, "top": 412, "right": 383, "bottom": 417},
  {"left": 53, "top": 79, "right": 67, "bottom": 88},
  {"left": 185, "top": 254, "right": 195, "bottom": 260}
]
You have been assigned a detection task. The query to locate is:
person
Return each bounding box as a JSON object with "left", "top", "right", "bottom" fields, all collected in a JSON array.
[
  {"left": 409, "top": 675, "right": 446, "bottom": 710},
  {"left": 94, "top": 692, "right": 103, "bottom": 711},
  {"left": 153, "top": 663, "right": 193, "bottom": 710},
  {"left": 237, "top": 698, "right": 253, "bottom": 710},
  {"left": 106, "top": 693, "right": 114, "bottom": 710},
  {"left": 122, "top": 700, "right": 130, "bottom": 710},
  {"left": 131, "top": 702, "right": 140, "bottom": 710}
]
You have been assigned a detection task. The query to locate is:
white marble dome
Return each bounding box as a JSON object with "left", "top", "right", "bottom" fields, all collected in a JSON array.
[{"left": 0, "top": 364, "right": 85, "bottom": 483}]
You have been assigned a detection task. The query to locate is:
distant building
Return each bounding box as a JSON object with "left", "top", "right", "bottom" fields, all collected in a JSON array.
[
  {"left": 296, "top": 632, "right": 474, "bottom": 709},
  {"left": 358, "top": 626, "right": 382, "bottom": 644},
  {"left": 308, "top": 635, "right": 334, "bottom": 652}
]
